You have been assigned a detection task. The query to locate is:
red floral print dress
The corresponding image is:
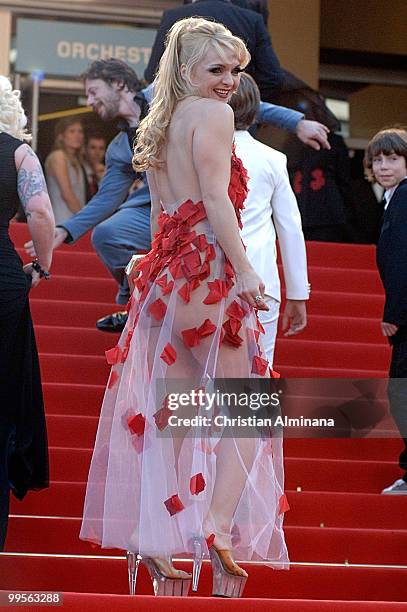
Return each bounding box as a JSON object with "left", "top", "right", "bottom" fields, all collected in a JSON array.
[{"left": 80, "top": 150, "right": 289, "bottom": 568}]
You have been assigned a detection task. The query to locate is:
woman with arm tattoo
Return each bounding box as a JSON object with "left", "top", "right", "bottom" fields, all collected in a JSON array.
[{"left": 0, "top": 75, "right": 54, "bottom": 550}]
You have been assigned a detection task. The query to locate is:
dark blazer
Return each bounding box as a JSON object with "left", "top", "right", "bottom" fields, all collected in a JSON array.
[
  {"left": 286, "top": 132, "right": 352, "bottom": 228},
  {"left": 144, "top": 0, "right": 283, "bottom": 101},
  {"left": 376, "top": 178, "right": 407, "bottom": 341}
]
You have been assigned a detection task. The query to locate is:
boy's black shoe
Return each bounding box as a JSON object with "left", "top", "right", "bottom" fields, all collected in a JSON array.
[{"left": 96, "top": 311, "right": 128, "bottom": 333}]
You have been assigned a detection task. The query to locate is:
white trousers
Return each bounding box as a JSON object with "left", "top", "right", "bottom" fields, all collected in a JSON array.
[{"left": 258, "top": 298, "right": 280, "bottom": 368}]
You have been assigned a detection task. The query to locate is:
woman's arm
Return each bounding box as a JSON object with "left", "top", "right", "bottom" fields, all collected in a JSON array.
[
  {"left": 46, "top": 150, "right": 83, "bottom": 213},
  {"left": 192, "top": 101, "right": 267, "bottom": 309},
  {"left": 15, "top": 144, "right": 55, "bottom": 273}
]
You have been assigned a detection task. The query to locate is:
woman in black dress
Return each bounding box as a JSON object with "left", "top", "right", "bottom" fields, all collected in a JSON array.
[{"left": 0, "top": 76, "right": 55, "bottom": 549}]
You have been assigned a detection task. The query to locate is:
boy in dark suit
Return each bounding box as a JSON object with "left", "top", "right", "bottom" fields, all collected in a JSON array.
[{"left": 366, "top": 128, "right": 407, "bottom": 494}]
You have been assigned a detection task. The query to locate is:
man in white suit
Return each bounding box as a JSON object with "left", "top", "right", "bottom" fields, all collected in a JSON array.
[{"left": 231, "top": 73, "right": 309, "bottom": 366}]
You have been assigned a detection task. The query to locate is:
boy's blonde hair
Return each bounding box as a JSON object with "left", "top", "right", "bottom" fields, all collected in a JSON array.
[
  {"left": 364, "top": 127, "right": 407, "bottom": 183},
  {"left": 132, "top": 17, "right": 250, "bottom": 171}
]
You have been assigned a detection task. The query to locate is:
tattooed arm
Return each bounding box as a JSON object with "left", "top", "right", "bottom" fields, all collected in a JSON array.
[{"left": 15, "top": 144, "right": 55, "bottom": 274}]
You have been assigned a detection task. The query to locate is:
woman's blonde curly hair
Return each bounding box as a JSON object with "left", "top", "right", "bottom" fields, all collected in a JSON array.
[
  {"left": 0, "top": 75, "right": 31, "bottom": 142},
  {"left": 132, "top": 17, "right": 250, "bottom": 172}
]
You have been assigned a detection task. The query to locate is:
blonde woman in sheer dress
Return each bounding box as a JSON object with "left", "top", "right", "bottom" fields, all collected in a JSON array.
[{"left": 80, "top": 17, "right": 289, "bottom": 598}]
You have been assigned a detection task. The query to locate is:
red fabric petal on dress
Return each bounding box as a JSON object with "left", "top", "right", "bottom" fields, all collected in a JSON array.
[
  {"left": 189, "top": 202, "right": 207, "bottom": 226},
  {"left": 247, "top": 328, "right": 260, "bottom": 343},
  {"left": 105, "top": 346, "right": 123, "bottom": 365},
  {"left": 224, "top": 318, "right": 242, "bottom": 337},
  {"left": 197, "top": 318, "right": 217, "bottom": 338},
  {"left": 153, "top": 396, "right": 172, "bottom": 431},
  {"left": 155, "top": 274, "right": 168, "bottom": 289},
  {"left": 107, "top": 370, "right": 119, "bottom": 389},
  {"left": 184, "top": 249, "right": 201, "bottom": 272},
  {"left": 251, "top": 355, "right": 269, "bottom": 376},
  {"left": 270, "top": 368, "right": 281, "bottom": 379},
  {"left": 125, "top": 295, "right": 133, "bottom": 313},
  {"left": 182, "top": 327, "right": 200, "bottom": 348},
  {"left": 205, "top": 244, "right": 216, "bottom": 262},
  {"left": 148, "top": 298, "right": 167, "bottom": 321},
  {"left": 257, "top": 318, "right": 266, "bottom": 334},
  {"left": 206, "top": 533, "right": 215, "bottom": 549},
  {"left": 124, "top": 329, "right": 133, "bottom": 347},
  {"left": 127, "top": 413, "right": 146, "bottom": 436},
  {"left": 226, "top": 300, "right": 245, "bottom": 321},
  {"left": 169, "top": 259, "right": 184, "bottom": 280},
  {"left": 162, "top": 280, "right": 174, "bottom": 296},
  {"left": 190, "top": 472, "right": 206, "bottom": 495},
  {"left": 203, "top": 279, "right": 224, "bottom": 305},
  {"left": 164, "top": 494, "right": 185, "bottom": 516},
  {"left": 199, "top": 260, "right": 210, "bottom": 281},
  {"left": 278, "top": 493, "right": 290, "bottom": 515},
  {"left": 193, "top": 234, "right": 209, "bottom": 251},
  {"left": 178, "top": 282, "right": 191, "bottom": 304},
  {"left": 177, "top": 199, "right": 196, "bottom": 221},
  {"left": 160, "top": 343, "right": 177, "bottom": 365}
]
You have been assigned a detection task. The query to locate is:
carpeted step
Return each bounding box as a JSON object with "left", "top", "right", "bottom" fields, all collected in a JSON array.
[
  {"left": 36, "top": 327, "right": 390, "bottom": 372},
  {"left": 9, "top": 223, "right": 94, "bottom": 252},
  {"left": 5, "top": 516, "right": 407, "bottom": 565},
  {"left": 10, "top": 484, "right": 407, "bottom": 531},
  {"left": 277, "top": 365, "right": 387, "bottom": 378},
  {"left": 300, "top": 315, "right": 384, "bottom": 343},
  {"left": 285, "top": 438, "right": 403, "bottom": 461},
  {"left": 39, "top": 592, "right": 407, "bottom": 612},
  {"left": 44, "top": 414, "right": 400, "bottom": 454},
  {"left": 304, "top": 266, "right": 383, "bottom": 294},
  {"left": 34, "top": 275, "right": 117, "bottom": 303},
  {"left": 1, "top": 555, "right": 406, "bottom": 601},
  {"left": 43, "top": 383, "right": 104, "bottom": 416},
  {"left": 39, "top": 354, "right": 109, "bottom": 385},
  {"left": 17, "top": 248, "right": 109, "bottom": 278},
  {"left": 3, "top": 592, "right": 406, "bottom": 612},
  {"left": 304, "top": 241, "right": 377, "bottom": 270},
  {"left": 46, "top": 447, "right": 400, "bottom": 493},
  {"left": 31, "top": 299, "right": 119, "bottom": 328},
  {"left": 275, "top": 340, "right": 389, "bottom": 370},
  {"left": 308, "top": 291, "right": 384, "bottom": 318},
  {"left": 36, "top": 326, "right": 114, "bottom": 356}
]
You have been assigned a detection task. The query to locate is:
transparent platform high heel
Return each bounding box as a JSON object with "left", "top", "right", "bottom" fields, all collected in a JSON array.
[
  {"left": 126, "top": 551, "right": 192, "bottom": 596},
  {"left": 209, "top": 547, "right": 248, "bottom": 598}
]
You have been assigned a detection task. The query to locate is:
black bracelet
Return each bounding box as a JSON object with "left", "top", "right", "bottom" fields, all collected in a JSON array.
[{"left": 32, "top": 259, "right": 51, "bottom": 280}]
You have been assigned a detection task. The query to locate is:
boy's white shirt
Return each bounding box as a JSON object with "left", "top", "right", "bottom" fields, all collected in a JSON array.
[
  {"left": 384, "top": 176, "right": 407, "bottom": 210},
  {"left": 234, "top": 129, "right": 309, "bottom": 303}
]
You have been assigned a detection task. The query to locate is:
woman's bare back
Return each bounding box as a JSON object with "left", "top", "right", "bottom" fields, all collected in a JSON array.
[{"left": 151, "top": 97, "right": 221, "bottom": 208}]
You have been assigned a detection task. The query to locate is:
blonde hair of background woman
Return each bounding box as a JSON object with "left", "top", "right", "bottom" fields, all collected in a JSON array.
[
  {"left": 0, "top": 76, "right": 31, "bottom": 142},
  {"left": 133, "top": 17, "right": 250, "bottom": 172}
]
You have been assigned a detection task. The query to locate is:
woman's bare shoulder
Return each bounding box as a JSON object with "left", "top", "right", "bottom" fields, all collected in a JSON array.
[
  {"left": 190, "top": 99, "right": 234, "bottom": 133},
  {"left": 45, "top": 149, "right": 67, "bottom": 170}
]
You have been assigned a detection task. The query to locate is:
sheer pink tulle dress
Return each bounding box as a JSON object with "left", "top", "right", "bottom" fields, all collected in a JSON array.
[{"left": 80, "top": 150, "right": 289, "bottom": 568}]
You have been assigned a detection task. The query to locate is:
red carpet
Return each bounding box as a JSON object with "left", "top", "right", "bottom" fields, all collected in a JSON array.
[{"left": 2, "top": 223, "right": 406, "bottom": 610}]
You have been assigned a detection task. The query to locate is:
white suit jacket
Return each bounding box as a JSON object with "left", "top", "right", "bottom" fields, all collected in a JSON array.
[{"left": 235, "top": 130, "right": 309, "bottom": 303}]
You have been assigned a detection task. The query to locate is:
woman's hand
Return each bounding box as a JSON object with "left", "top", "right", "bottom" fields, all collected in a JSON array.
[
  {"left": 235, "top": 269, "right": 269, "bottom": 311},
  {"left": 23, "top": 263, "right": 41, "bottom": 288}
]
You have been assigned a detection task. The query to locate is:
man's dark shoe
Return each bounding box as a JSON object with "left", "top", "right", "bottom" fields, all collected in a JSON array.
[{"left": 96, "top": 310, "right": 128, "bottom": 333}]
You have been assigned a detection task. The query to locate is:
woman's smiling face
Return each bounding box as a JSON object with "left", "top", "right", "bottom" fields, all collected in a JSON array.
[{"left": 187, "top": 46, "right": 242, "bottom": 103}]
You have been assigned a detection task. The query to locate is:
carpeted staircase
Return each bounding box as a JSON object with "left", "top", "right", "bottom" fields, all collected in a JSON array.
[{"left": 1, "top": 223, "right": 406, "bottom": 610}]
